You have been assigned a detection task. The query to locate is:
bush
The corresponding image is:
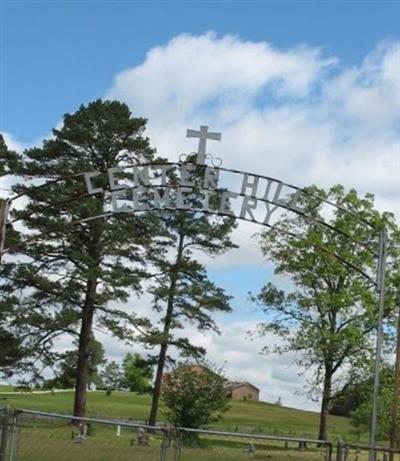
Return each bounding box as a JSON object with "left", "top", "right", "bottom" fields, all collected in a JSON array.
[{"left": 162, "top": 363, "right": 229, "bottom": 430}]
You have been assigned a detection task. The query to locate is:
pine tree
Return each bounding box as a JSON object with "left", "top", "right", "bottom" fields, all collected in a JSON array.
[
  {"left": 46, "top": 337, "right": 106, "bottom": 389},
  {"left": 0, "top": 134, "right": 19, "bottom": 177},
  {"left": 0, "top": 135, "right": 26, "bottom": 376},
  {"left": 3, "top": 100, "right": 157, "bottom": 417},
  {"left": 146, "top": 169, "right": 237, "bottom": 425},
  {"left": 0, "top": 134, "right": 20, "bottom": 261}
]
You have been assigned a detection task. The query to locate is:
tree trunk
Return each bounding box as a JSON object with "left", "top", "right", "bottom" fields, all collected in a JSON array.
[
  {"left": 148, "top": 231, "right": 184, "bottom": 426},
  {"left": 318, "top": 365, "right": 333, "bottom": 441},
  {"left": 148, "top": 340, "right": 169, "bottom": 426},
  {"left": 73, "top": 273, "right": 98, "bottom": 418}
]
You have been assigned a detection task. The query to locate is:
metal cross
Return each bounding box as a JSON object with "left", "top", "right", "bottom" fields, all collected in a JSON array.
[{"left": 186, "top": 126, "right": 221, "bottom": 165}]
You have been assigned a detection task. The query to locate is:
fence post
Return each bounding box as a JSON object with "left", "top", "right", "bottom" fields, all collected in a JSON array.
[
  {"left": 336, "top": 441, "right": 343, "bottom": 461},
  {"left": 160, "top": 428, "right": 171, "bottom": 461},
  {"left": 325, "top": 442, "right": 333, "bottom": 461},
  {"left": 0, "top": 407, "right": 9, "bottom": 461},
  {"left": 173, "top": 429, "right": 182, "bottom": 461},
  {"left": 8, "top": 410, "right": 20, "bottom": 461}
]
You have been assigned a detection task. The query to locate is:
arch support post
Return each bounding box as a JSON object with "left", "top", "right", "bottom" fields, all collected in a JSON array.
[
  {"left": 389, "top": 292, "right": 400, "bottom": 461},
  {"left": 369, "top": 230, "right": 388, "bottom": 461}
]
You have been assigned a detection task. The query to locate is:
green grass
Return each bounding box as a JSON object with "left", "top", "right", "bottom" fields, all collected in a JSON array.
[
  {"left": 1, "top": 390, "right": 393, "bottom": 461},
  {"left": 11, "top": 420, "right": 390, "bottom": 461},
  {"left": 0, "top": 390, "right": 354, "bottom": 441},
  {"left": 14, "top": 422, "right": 165, "bottom": 461},
  {"left": 12, "top": 417, "right": 332, "bottom": 461}
]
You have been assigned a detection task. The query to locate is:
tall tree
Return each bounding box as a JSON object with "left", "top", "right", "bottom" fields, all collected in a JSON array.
[
  {"left": 101, "top": 360, "right": 123, "bottom": 396},
  {"left": 146, "top": 173, "right": 236, "bottom": 426},
  {"left": 46, "top": 337, "right": 105, "bottom": 389},
  {"left": 252, "top": 185, "right": 395, "bottom": 440},
  {"left": 0, "top": 135, "right": 27, "bottom": 376},
  {"left": 121, "top": 352, "right": 153, "bottom": 393},
  {"left": 2, "top": 100, "right": 156, "bottom": 417}
]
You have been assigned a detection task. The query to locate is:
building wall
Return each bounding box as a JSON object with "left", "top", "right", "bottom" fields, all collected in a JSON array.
[{"left": 231, "top": 384, "right": 259, "bottom": 401}]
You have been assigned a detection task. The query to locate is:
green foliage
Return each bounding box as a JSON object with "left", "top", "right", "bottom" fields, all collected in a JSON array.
[
  {"left": 100, "top": 361, "right": 123, "bottom": 395},
  {"left": 0, "top": 134, "right": 19, "bottom": 177},
  {"left": 121, "top": 352, "right": 153, "bottom": 393},
  {"left": 0, "top": 136, "right": 27, "bottom": 376},
  {"left": 162, "top": 363, "right": 229, "bottom": 429},
  {"left": 147, "top": 186, "right": 237, "bottom": 355},
  {"left": 350, "top": 365, "right": 398, "bottom": 440},
  {"left": 0, "top": 330, "right": 26, "bottom": 377},
  {"left": 0, "top": 100, "right": 157, "bottom": 415},
  {"left": 253, "top": 185, "right": 398, "bottom": 439},
  {"left": 330, "top": 380, "right": 369, "bottom": 417},
  {"left": 45, "top": 337, "right": 106, "bottom": 389},
  {"left": 145, "top": 164, "right": 237, "bottom": 424}
]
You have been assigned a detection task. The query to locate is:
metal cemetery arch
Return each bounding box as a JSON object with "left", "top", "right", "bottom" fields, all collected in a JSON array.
[
  {"left": 81, "top": 126, "right": 386, "bottom": 460},
  {"left": 82, "top": 162, "right": 380, "bottom": 284},
  {"left": 0, "top": 126, "right": 388, "bottom": 459}
]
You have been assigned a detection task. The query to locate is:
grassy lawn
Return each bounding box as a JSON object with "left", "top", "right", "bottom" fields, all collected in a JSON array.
[
  {"left": 12, "top": 421, "right": 393, "bottom": 461},
  {"left": 0, "top": 390, "right": 393, "bottom": 461},
  {"left": 0, "top": 390, "right": 355, "bottom": 441},
  {"left": 14, "top": 421, "right": 165, "bottom": 461},
  {"left": 213, "top": 399, "right": 353, "bottom": 441},
  {"left": 12, "top": 418, "right": 333, "bottom": 461}
]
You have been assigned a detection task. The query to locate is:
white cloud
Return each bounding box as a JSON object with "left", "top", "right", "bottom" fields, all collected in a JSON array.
[
  {"left": 108, "top": 32, "right": 335, "bottom": 121},
  {"left": 7, "top": 35, "right": 400, "bottom": 266},
  {"left": 106, "top": 33, "right": 399, "bottom": 188},
  {"left": 2, "top": 133, "right": 28, "bottom": 153},
  {"left": 104, "top": 33, "right": 400, "bottom": 269},
  {"left": 182, "top": 321, "right": 318, "bottom": 411},
  {"left": 1, "top": 132, "right": 45, "bottom": 153},
  {"left": 196, "top": 220, "right": 265, "bottom": 268},
  {"left": 5, "top": 33, "right": 400, "bottom": 411},
  {"left": 106, "top": 34, "right": 400, "bottom": 411}
]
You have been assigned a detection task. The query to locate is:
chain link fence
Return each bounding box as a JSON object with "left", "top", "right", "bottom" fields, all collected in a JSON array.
[
  {"left": 336, "top": 442, "right": 400, "bottom": 461},
  {"left": 172, "top": 426, "right": 333, "bottom": 461},
  {"left": 1, "top": 407, "right": 400, "bottom": 461},
  {"left": 2, "top": 408, "right": 170, "bottom": 461},
  {"left": 0, "top": 407, "right": 11, "bottom": 461}
]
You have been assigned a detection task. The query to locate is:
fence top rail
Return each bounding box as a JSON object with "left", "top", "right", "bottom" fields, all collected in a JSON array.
[
  {"left": 343, "top": 443, "right": 400, "bottom": 454},
  {"left": 177, "top": 426, "right": 331, "bottom": 446},
  {"left": 15, "top": 408, "right": 166, "bottom": 432},
  {"left": 14, "top": 408, "right": 331, "bottom": 446}
]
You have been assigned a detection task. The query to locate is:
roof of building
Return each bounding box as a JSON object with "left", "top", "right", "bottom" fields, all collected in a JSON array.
[
  {"left": 163, "top": 364, "right": 213, "bottom": 377},
  {"left": 163, "top": 364, "right": 260, "bottom": 393},
  {"left": 223, "top": 381, "right": 260, "bottom": 392}
]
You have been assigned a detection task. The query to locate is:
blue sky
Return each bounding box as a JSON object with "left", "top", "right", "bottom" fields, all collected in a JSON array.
[
  {"left": 2, "top": 1, "right": 399, "bottom": 142},
  {"left": 2, "top": 1, "right": 400, "bottom": 409}
]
